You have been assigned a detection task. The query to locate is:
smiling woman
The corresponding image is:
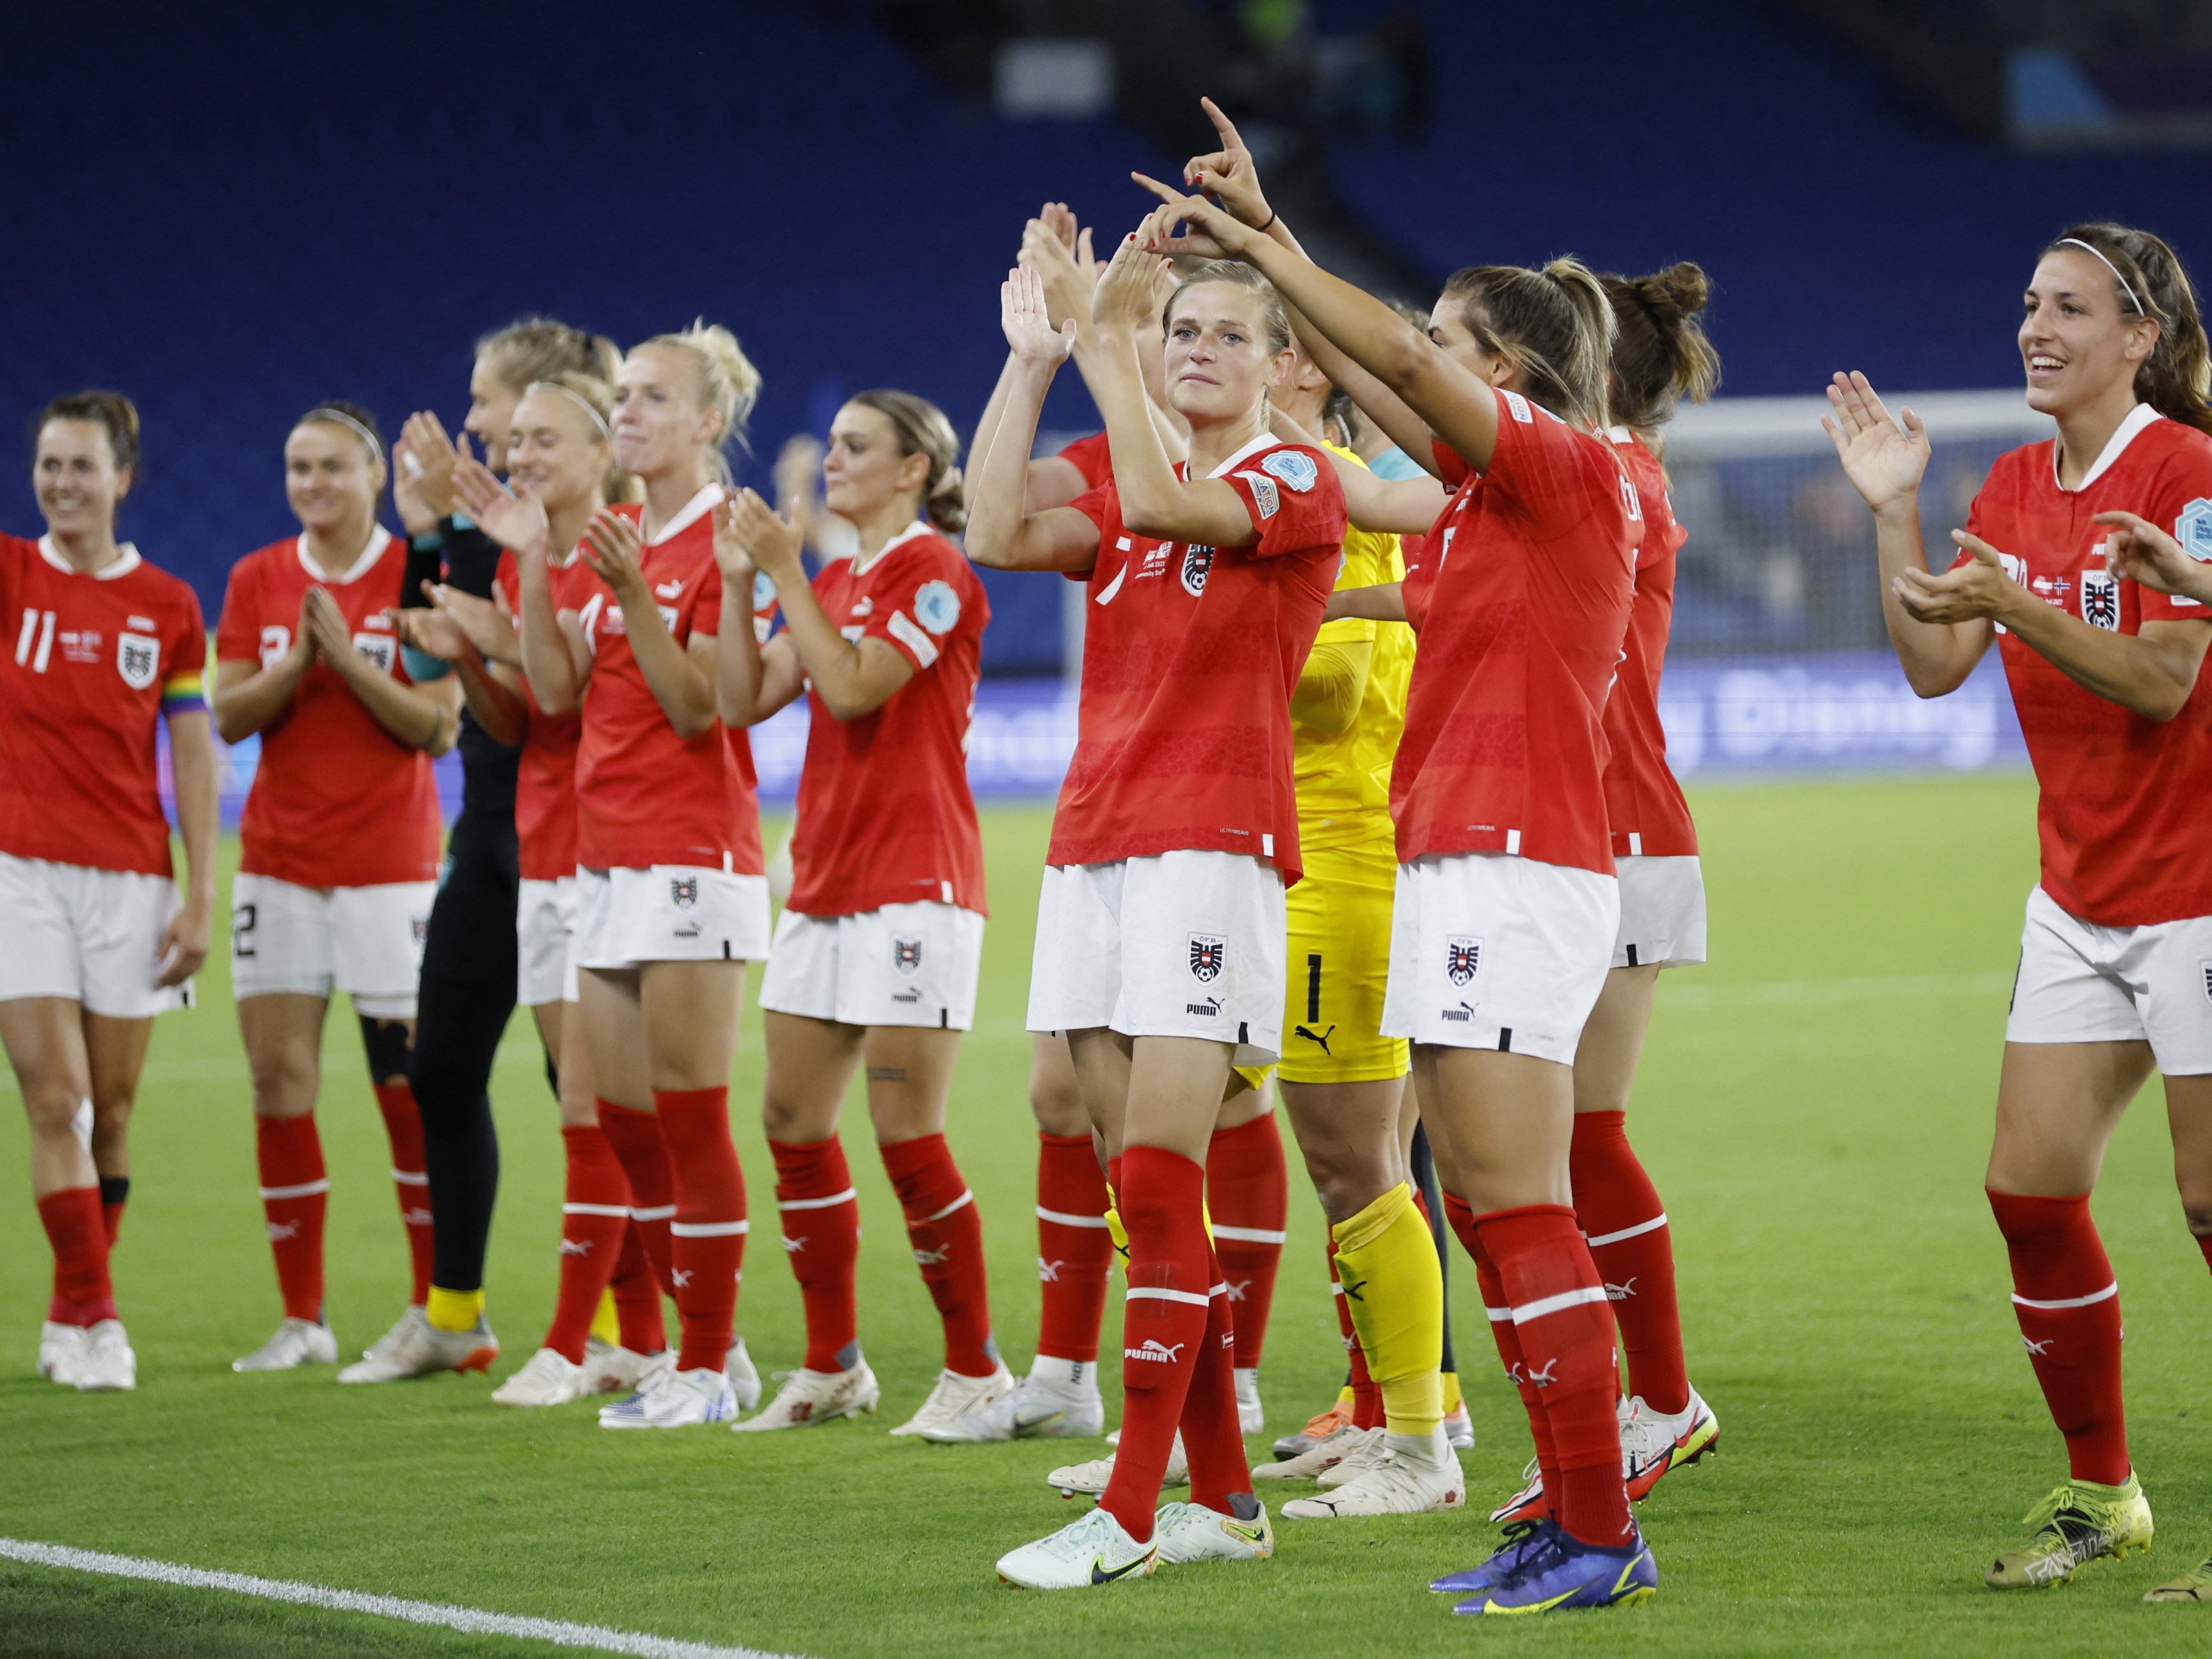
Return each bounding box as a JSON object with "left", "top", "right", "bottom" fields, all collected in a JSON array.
[{"left": 1825, "top": 220, "right": 2212, "bottom": 1596}]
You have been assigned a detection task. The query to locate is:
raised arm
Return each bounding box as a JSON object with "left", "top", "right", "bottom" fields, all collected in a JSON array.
[
  {"left": 1823, "top": 373, "right": 1993, "bottom": 697},
  {"left": 1268, "top": 401, "right": 1448, "bottom": 533},
  {"left": 578, "top": 510, "right": 718, "bottom": 740},
  {"left": 965, "top": 266, "right": 1103, "bottom": 574}
]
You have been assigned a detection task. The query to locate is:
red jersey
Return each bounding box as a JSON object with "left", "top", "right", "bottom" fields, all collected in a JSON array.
[
  {"left": 1392, "top": 387, "right": 1637, "bottom": 875},
  {"left": 572, "top": 487, "right": 763, "bottom": 874},
  {"left": 1056, "top": 435, "right": 1344, "bottom": 885},
  {"left": 1058, "top": 432, "right": 1114, "bottom": 492},
  {"left": 1400, "top": 529, "right": 1436, "bottom": 631},
  {"left": 0, "top": 536, "right": 207, "bottom": 877},
  {"left": 496, "top": 548, "right": 601, "bottom": 882},
  {"left": 1964, "top": 405, "right": 2212, "bottom": 925},
  {"left": 787, "top": 523, "right": 990, "bottom": 917},
  {"left": 1601, "top": 431, "right": 1697, "bottom": 857},
  {"left": 214, "top": 528, "right": 443, "bottom": 888}
]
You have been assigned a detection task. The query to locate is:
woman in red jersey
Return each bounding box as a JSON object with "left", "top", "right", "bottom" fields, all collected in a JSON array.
[
  {"left": 712, "top": 389, "right": 1005, "bottom": 1437},
  {"left": 1136, "top": 130, "right": 1655, "bottom": 1612},
  {"left": 1827, "top": 222, "right": 2212, "bottom": 1595},
  {"left": 457, "top": 323, "right": 770, "bottom": 1430},
  {"left": 396, "top": 373, "right": 668, "bottom": 1407},
  {"left": 213, "top": 403, "right": 462, "bottom": 1380},
  {"left": 973, "top": 236, "right": 1346, "bottom": 1590},
  {"left": 2, "top": 391, "right": 217, "bottom": 1393}
]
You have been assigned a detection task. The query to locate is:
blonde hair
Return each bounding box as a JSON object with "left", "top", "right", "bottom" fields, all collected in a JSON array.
[
  {"left": 477, "top": 318, "right": 622, "bottom": 393},
  {"left": 638, "top": 321, "right": 762, "bottom": 483},
  {"left": 524, "top": 371, "right": 636, "bottom": 504},
  {"left": 848, "top": 390, "right": 966, "bottom": 534},
  {"left": 1442, "top": 255, "right": 1617, "bottom": 432}
]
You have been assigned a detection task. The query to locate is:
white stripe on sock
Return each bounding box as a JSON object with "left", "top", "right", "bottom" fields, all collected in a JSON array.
[
  {"left": 390, "top": 1169, "right": 430, "bottom": 1187},
  {"left": 1035, "top": 1206, "right": 1110, "bottom": 1229},
  {"left": 1582, "top": 1213, "right": 1667, "bottom": 1248},
  {"left": 1211, "top": 1224, "right": 1288, "bottom": 1243},
  {"left": 1126, "top": 1286, "right": 1211, "bottom": 1307},
  {"left": 258, "top": 1180, "right": 329, "bottom": 1201},
  {"left": 921, "top": 1190, "right": 973, "bottom": 1224},
  {"left": 777, "top": 1188, "right": 857, "bottom": 1211},
  {"left": 2012, "top": 1281, "right": 2119, "bottom": 1311},
  {"left": 562, "top": 1202, "right": 631, "bottom": 1218},
  {"left": 669, "top": 1220, "right": 749, "bottom": 1238},
  {"left": 1484, "top": 1304, "right": 1513, "bottom": 1323},
  {"left": 630, "top": 1204, "right": 675, "bottom": 1222},
  {"left": 1510, "top": 1285, "right": 1610, "bottom": 1324}
]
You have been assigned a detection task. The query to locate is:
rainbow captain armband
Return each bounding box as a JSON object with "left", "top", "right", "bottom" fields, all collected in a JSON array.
[{"left": 160, "top": 669, "right": 206, "bottom": 716}]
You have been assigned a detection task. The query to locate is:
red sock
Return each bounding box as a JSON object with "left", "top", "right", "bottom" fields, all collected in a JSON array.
[
  {"left": 99, "top": 1176, "right": 129, "bottom": 1247},
  {"left": 772, "top": 1136, "right": 862, "bottom": 1372},
  {"left": 1571, "top": 1110, "right": 1688, "bottom": 1414},
  {"left": 544, "top": 1124, "right": 629, "bottom": 1363},
  {"left": 1989, "top": 1188, "right": 2129, "bottom": 1485},
  {"left": 1447, "top": 1192, "right": 1556, "bottom": 1516},
  {"left": 2195, "top": 1231, "right": 2212, "bottom": 1279},
  {"left": 1181, "top": 1249, "right": 1253, "bottom": 1514},
  {"left": 1206, "top": 1113, "right": 1287, "bottom": 1371},
  {"left": 372, "top": 1080, "right": 435, "bottom": 1306},
  {"left": 1035, "top": 1132, "right": 1113, "bottom": 1366},
  {"left": 597, "top": 1101, "right": 675, "bottom": 1297},
  {"left": 1478, "top": 1204, "right": 1633, "bottom": 1547},
  {"left": 1330, "top": 1240, "right": 1384, "bottom": 1430},
  {"left": 1099, "top": 1147, "right": 1212, "bottom": 1542},
  {"left": 37, "top": 1186, "right": 116, "bottom": 1325},
  {"left": 609, "top": 1224, "right": 666, "bottom": 1354},
  {"left": 654, "top": 1087, "right": 747, "bottom": 1374},
  {"left": 255, "top": 1115, "right": 327, "bottom": 1322},
  {"left": 881, "top": 1133, "right": 997, "bottom": 1377}
]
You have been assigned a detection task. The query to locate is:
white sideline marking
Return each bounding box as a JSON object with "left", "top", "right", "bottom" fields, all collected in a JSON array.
[{"left": 0, "top": 1538, "right": 811, "bottom": 1659}]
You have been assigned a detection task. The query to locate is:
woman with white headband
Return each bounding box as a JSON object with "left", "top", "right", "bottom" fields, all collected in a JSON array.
[
  {"left": 1826, "top": 220, "right": 2212, "bottom": 1598},
  {"left": 212, "top": 400, "right": 464, "bottom": 1377}
]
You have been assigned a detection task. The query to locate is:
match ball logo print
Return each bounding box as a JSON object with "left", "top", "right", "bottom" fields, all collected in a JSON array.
[
  {"left": 912, "top": 579, "right": 962, "bottom": 636},
  {"left": 1181, "top": 545, "right": 1215, "bottom": 597},
  {"left": 2178, "top": 498, "right": 2212, "bottom": 562},
  {"left": 892, "top": 935, "right": 924, "bottom": 976},
  {"left": 1446, "top": 935, "right": 1481, "bottom": 987},
  {"left": 1188, "top": 933, "right": 1226, "bottom": 983},
  {"left": 670, "top": 875, "right": 699, "bottom": 910},
  {"left": 116, "top": 631, "right": 158, "bottom": 690},
  {"left": 1260, "top": 448, "right": 1318, "bottom": 493},
  {"left": 2080, "top": 568, "right": 2119, "bottom": 631}
]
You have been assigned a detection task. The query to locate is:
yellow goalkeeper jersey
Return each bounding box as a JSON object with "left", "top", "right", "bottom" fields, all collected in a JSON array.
[{"left": 1294, "top": 442, "right": 1414, "bottom": 853}]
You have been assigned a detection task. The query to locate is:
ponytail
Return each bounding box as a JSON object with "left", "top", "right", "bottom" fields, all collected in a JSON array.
[
  {"left": 2046, "top": 222, "right": 2212, "bottom": 439},
  {"left": 1441, "top": 256, "right": 1616, "bottom": 432}
]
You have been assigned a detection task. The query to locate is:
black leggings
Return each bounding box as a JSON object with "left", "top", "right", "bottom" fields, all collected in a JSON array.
[
  {"left": 408, "top": 805, "right": 520, "bottom": 1293},
  {"left": 1409, "top": 1122, "right": 1458, "bottom": 1379}
]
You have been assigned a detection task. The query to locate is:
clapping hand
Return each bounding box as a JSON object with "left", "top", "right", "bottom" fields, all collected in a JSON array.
[
  {"left": 725, "top": 488, "right": 805, "bottom": 588},
  {"left": 1092, "top": 231, "right": 1170, "bottom": 335},
  {"left": 453, "top": 457, "right": 551, "bottom": 563},
  {"left": 578, "top": 508, "right": 648, "bottom": 601},
  {"left": 2094, "top": 508, "right": 2212, "bottom": 604},
  {"left": 1823, "top": 373, "right": 1930, "bottom": 514},
  {"left": 1002, "top": 263, "right": 1078, "bottom": 368},
  {"left": 1893, "top": 532, "right": 2017, "bottom": 625}
]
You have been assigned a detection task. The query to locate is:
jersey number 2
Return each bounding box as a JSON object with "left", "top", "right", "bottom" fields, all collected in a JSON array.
[{"left": 15, "top": 608, "right": 55, "bottom": 673}]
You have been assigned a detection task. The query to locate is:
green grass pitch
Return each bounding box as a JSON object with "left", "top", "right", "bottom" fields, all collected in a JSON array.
[{"left": 5, "top": 775, "right": 2212, "bottom": 1656}]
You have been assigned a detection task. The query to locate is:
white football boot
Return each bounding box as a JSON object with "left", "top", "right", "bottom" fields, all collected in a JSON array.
[
  {"left": 1316, "top": 1425, "right": 1388, "bottom": 1488},
  {"left": 1442, "top": 1398, "right": 1475, "bottom": 1451},
  {"left": 732, "top": 1363, "right": 882, "bottom": 1431},
  {"left": 72, "top": 1320, "right": 137, "bottom": 1391},
  {"left": 338, "top": 1315, "right": 497, "bottom": 1384},
  {"left": 1234, "top": 1368, "right": 1264, "bottom": 1437},
  {"left": 891, "top": 1360, "right": 1015, "bottom": 1437},
  {"left": 579, "top": 1340, "right": 661, "bottom": 1396},
  {"left": 354, "top": 1306, "right": 424, "bottom": 1366},
  {"left": 725, "top": 1337, "right": 762, "bottom": 1412},
  {"left": 996, "top": 1507, "right": 1158, "bottom": 1590},
  {"left": 38, "top": 1322, "right": 88, "bottom": 1386},
  {"left": 1155, "top": 1496, "right": 1274, "bottom": 1564},
  {"left": 599, "top": 1364, "right": 736, "bottom": 1428},
  {"left": 1283, "top": 1431, "right": 1464, "bottom": 1518},
  {"left": 1047, "top": 1432, "right": 1189, "bottom": 1496},
  {"left": 491, "top": 1348, "right": 587, "bottom": 1407},
  {"left": 232, "top": 1317, "right": 339, "bottom": 1373},
  {"left": 1252, "top": 1421, "right": 1373, "bottom": 1480},
  {"left": 923, "top": 1364, "right": 1103, "bottom": 1443}
]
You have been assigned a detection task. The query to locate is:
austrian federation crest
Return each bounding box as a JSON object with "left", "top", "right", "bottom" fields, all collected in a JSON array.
[
  {"left": 670, "top": 876, "right": 699, "bottom": 910},
  {"left": 117, "top": 631, "right": 159, "bottom": 690},
  {"left": 1446, "top": 936, "right": 1482, "bottom": 987},
  {"left": 1181, "top": 545, "right": 1215, "bottom": 597},
  {"left": 892, "top": 936, "right": 924, "bottom": 976},
  {"left": 2080, "top": 568, "right": 2119, "bottom": 631},
  {"left": 1188, "top": 934, "right": 1226, "bottom": 983}
]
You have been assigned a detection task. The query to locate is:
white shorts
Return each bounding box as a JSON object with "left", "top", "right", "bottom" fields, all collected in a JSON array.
[
  {"left": 230, "top": 872, "right": 433, "bottom": 1019},
  {"left": 759, "top": 902, "right": 985, "bottom": 1029},
  {"left": 517, "top": 875, "right": 578, "bottom": 1007},
  {"left": 0, "top": 852, "right": 191, "bottom": 1019},
  {"left": 2006, "top": 886, "right": 2212, "bottom": 1074},
  {"left": 574, "top": 864, "right": 773, "bottom": 973},
  {"left": 1613, "top": 855, "right": 1707, "bottom": 969},
  {"left": 1380, "top": 852, "right": 1619, "bottom": 1064},
  {"left": 1027, "top": 851, "right": 1286, "bottom": 1067}
]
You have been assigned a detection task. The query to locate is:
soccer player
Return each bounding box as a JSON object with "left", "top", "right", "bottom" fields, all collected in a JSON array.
[
  {"left": 456, "top": 323, "right": 770, "bottom": 1430},
  {"left": 214, "top": 403, "right": 464, "bottom": 1376},
  {"left": 972, "top": 236, "right": 1345, "bottom": 1589},
  {"left": 714, "top": 390, "right": 1007, "bottom": 1435},
  {"left": 1489, "top": 263, "right": 1724, "bottom": 1527},
  {"left": 3, "top": 391, "right": 216, "bottom": 1393},
  {"left": 1136, "top": 152, "right": 1656, "bottom": 1613},
  {"left": 345, "top": 320, "right": 628, "bottom": 1382},
  {"left": 1825, "top": 223, "right": 2212, "bottom": 1596}
]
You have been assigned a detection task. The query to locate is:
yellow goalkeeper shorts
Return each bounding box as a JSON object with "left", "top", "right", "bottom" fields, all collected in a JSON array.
[{"left": 1273, "top": 835, "right": 1409, "bottom": 1085}]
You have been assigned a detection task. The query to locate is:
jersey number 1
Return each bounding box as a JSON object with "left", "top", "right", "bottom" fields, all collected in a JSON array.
[{"left": 15, "top": 608, "right": 56, "bottom": 673}]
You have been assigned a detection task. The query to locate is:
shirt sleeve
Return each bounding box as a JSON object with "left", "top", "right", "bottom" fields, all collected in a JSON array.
[
  {"left": 213, "top": 560, "right": 260, "bottom": 663},
  {"left": 868, "top": 547, "right": 971, "bottom": 673},
  {"left": 1431, "top": 439, "right": 1471, "bottom": 489},
  {"left": 1483, "top": 388, "right": 1622, "bottom": 542},
  {"left": 1062, "top": 481, "right": 1117, "bottom": 581},
  {"left": 1222, "top": 445, "right": 1349, "bottom": 563},
  {"left": 163, "top": 587, "right": 209, "bottom": 717}
]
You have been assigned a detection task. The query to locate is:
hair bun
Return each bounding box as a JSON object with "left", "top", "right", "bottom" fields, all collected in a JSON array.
[{"left": 1640, "top": 263, "right": 1711, "bottom": 325}]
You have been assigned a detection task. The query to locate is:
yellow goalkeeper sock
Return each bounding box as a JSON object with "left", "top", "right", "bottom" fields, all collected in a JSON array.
[
  {"left": 1330, "top": 1181, "right": 1444, "bottom": 1437},
  {"left": 590, "top": 1288, "right": 620, "bottom": 1348},
  {"left": 424, "top": 1284, "right": 484, "bottom": 1334},
  {"left": 1442, "top": 1368, "right": 1464, "bottom": 1418}
]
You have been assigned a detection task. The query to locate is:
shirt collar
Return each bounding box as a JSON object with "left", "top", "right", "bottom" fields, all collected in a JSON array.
[
  {"left": 2056, "top": 402, "right": 2162, "bottom": 493},
  {"left": 1205, "top": 431, "right": 1281, "bottom": 480},
  {"left": 852, "top": 519, "right": 932, "bottom": 575},
  {"left": 647, "top": 483, "right": 725, "bottom": 546},
  {"left": 38, "top": 535, "right": 141, "bottom": 580},
  {"left": 296, "top": 524, "right": 392, "bottom": 585}
]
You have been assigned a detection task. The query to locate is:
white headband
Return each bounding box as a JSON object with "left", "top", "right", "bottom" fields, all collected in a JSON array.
[
  {"left": 526, "top": 380, "right": 611, "bottom": 439},
  {"left": 2058, "top": 238, "right": 2147, "bottom": 316},
  {"left": 300, "top": 407, "right": 385, "bottom": 468}
]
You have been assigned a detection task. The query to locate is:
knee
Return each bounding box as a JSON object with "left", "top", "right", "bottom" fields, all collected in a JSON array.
[
  {"left": 2183, "top": 1203, "right": 2212, "bottom": 1238},
  {"left": 760, "top": 1087, "right": 816, "bottom": 1145},
  {"left": 22, "top": 1082, "right": 88, "bottom": 1143},
  {"left": 358, "top": 1016, "right": 413, "bottom": 1087}
]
